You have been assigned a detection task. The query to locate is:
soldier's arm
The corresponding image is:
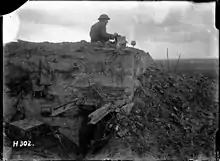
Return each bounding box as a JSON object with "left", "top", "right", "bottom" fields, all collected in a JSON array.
[{"left": 100, "top": 26, "right": 114, "bottom": 40}]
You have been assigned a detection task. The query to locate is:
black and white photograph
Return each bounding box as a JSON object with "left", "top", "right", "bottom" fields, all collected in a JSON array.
[{"left": 3, "top": 1, "right": 219, "bottom": 160}]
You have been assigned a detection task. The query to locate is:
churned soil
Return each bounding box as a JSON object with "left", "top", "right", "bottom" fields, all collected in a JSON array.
[{"left": 3, "top": 41, "right": 218, "bottom": 161}]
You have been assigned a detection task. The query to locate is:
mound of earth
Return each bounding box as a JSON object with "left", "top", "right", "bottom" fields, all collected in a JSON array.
[
  {"left": 116, "top": 67, "right": 218, "bottom": 160},
  {"left": 3, "top": 40, "right": 218, "bottom": 161},
  {"left": 4, "top": 40, "right": 154, "bottom": 117},
  {"left": 3, "top": 40, "right": 154, "bottom": 160}
]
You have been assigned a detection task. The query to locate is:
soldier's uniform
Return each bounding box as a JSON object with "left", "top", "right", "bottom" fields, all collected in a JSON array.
[{"left": 90, "top": 14, "right": 115, "bottom": 43}]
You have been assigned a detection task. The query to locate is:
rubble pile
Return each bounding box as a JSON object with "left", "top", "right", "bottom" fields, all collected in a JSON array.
[
  {"left": 3, "top": 40, "right": 218, "bottom": 160},
  {"left": 3, "top": 40, "right": 155, "bottom": 159},
  {"left": 4, "top": 40, "right": 154, "bottom": 118},
  {"left": 117, "top": 66, "right": 218, "bottom": 160}
]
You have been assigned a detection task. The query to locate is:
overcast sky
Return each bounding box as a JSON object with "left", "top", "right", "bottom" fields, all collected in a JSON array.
[{"left": 3, "top": 1, "right": 218, "bottom": 59}]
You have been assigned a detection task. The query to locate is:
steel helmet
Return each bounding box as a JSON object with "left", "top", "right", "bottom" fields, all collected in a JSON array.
[{"left": 98, "top": 14, "right": 110, "bottom": 20}]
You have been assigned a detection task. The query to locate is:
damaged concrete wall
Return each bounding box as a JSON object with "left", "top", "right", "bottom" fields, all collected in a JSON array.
[{"left": 4, "top": 40, "right": 155, "bottom": 106}]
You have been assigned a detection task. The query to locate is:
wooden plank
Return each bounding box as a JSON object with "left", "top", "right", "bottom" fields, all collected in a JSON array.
[
  {"left": 50, "top": 98, "right": 79, "bottom": 117},
  {"left": 10, "top": 119, "right": 44, "bottom": 131},
  {"left": 88, "top": 98, "right": 131, "bottom": 125},
  {"left": 51, "top": 103, "right": 77, "bottom": 117},
  {"left": 88, "top": 103, "right": 112, "bottom": 124},
  {"left": 53, "top": 98, "right": 79, "bottom": 111}
]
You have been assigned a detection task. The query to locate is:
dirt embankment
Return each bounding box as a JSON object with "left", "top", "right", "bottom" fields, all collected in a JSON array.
[{"left": 3, "top": 40, "right": 218, "bottom": 161}]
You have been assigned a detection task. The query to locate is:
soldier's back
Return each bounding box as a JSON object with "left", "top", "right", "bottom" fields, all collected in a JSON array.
[{"left": 90, "top": 22, "right": 104, "bottom": 42}]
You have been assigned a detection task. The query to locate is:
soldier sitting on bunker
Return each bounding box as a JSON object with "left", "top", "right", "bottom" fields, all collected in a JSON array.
[{"left": 90, "top": 14, "right": 118, "bottom": 44}]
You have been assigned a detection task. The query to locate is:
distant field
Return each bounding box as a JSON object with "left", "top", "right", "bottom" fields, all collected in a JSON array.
[{"left": 154, "top": 59, "right": 219, "bottom": 80}]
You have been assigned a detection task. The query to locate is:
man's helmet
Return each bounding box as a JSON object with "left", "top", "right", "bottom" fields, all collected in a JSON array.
[{"left": 98, "top": 14, "right": 110, "bottom": 20}]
